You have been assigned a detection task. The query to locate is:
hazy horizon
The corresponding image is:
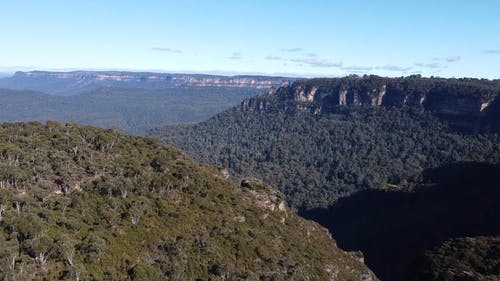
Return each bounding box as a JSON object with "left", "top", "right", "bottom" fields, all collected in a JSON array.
[{"left": 1, "top": 0, "right": 499, "bottom": 79}]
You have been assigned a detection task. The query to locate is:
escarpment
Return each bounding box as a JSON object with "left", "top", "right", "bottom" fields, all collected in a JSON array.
[{"left": 240, "top": 75, "right": 500, "bottom": 133}]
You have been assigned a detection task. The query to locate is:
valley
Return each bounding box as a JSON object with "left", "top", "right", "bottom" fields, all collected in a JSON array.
[
  {"left": 0, "top": 122, "right": 377, "bottom": 280},
  {"left": 152, "top": 75, "right": 500, "bottom": 209},
  {"left": 151, "top": 75, "right": 500, "bottom": 280},
  {"left": 0, "top": 72, "right": 499, "bottom": 281},
  {"left": 2, "top": 2, "right": 499, "bottom": 280}
]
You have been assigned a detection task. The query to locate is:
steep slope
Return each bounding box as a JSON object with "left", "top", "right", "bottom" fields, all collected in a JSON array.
[
  {"left": 152, "top": 85, "right": 500, "bottom": 209},
  {"left": 241, "top": 75, "right": 500, "bottom": 133},
  {"left": 301, "top": 162, "right": 500, "bottom": 281},
  {"left": 0, "top": 71, "right": 293, "bottom": 96},
  {"left": 0, "top": 122, "right": 376, "bottom": 280},
  {"left": 0, "top": 87, "right": 262, "bottom": 134},
  {"left": 412, "top": 236, "right": 500, "bottom": 281}
]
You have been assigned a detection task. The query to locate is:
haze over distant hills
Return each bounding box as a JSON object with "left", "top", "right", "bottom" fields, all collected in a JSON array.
[
  {"left": 0, "top": 71, "right": 293, "bottom": 96},
  {"left": 0, "top": 87, "right": 263, "bottom": 134},
  {"left": 2, "top": 1, "right": 499, "bottom": 280},
  {"left": 0, "top": 70, "right": 294, "bottom": 133}
]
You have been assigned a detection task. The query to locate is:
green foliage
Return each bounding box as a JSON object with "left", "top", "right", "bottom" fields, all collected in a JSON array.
[
  {"left": 301, "top": 162, "right": 500, "bottom": 281},
  {"left": 152, "top": 107, "right": 500, "bottom": 209},
  {"left": 413, "top": 236, "right": 500, "bottom": 281},
  {"left": 0, "top": 121, "right": 375, "bottom": 280},
  {"left": 0, "top": 86, "right": 262, "bottom": 134}
]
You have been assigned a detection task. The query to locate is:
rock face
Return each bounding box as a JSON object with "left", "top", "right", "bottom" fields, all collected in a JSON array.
[
  {"left": 0, "top": 71, "right": 295, "bottom": 95},
  {"left": 240, "top": 75, "right": 500, "bottom": 133}
]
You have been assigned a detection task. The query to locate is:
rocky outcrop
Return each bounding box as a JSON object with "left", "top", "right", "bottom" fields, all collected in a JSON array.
[
  {"left": 294, "top": 85, "right": 318, "bottom": 103},
  {"left": 240, "top": 75, "right": 500, "bottom": 133}
]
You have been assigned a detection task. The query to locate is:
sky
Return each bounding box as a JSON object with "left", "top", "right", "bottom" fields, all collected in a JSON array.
[{"left": 0, "top": 0, "right": 499, "bottom": 78}]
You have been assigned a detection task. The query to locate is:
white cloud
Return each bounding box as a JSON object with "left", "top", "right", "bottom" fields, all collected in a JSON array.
[
  {"left": 151, "top": 47, "right": 182, "bottom": 53},
  {"left": 291, "top": 58, "right": 342, "bottom": 68},
  {"left": 446, "top": 56, "right": 461, "bottom": 62},
  {"left": 225, "top": 52, "right": 242, "bottom": 60}
]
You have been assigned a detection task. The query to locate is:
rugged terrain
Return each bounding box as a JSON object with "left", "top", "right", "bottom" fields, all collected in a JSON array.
[
  {"left": 302, "top": 162, "right": 500, "bottom": 281},
  {"left": 240, "top": 75, "right": 500, "bottom": 133},
  {"left": 152, "top": 75, "right": 500, "bottom": 209},
  {"left": 0, "top": 71, "right": 294, "bottom": 96},
  {"left": 0, "top": 122, "right": 376, "bottom": 280}
]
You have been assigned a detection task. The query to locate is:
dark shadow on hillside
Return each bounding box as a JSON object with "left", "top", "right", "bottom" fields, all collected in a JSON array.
[{"left": 300, "top": 162, "right": 500, "bottom": 281}]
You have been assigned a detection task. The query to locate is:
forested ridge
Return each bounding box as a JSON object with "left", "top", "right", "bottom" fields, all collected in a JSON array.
[
  {"left": 0, "top": 86, "right": 262, "bottom": 134},
  {"left": 152, "top": 105, "right": 500, "bottom": 209},
  {"left": 0, "top": 121, "right": 377, "bottom": 280},
  {"left": 149, "top": 76, "right": 500, "bottom": 280}
]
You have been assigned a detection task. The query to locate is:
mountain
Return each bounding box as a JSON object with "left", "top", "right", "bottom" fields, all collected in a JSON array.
[
  {"left": 240, "top": 75, "right": 500, "bottom": 133},
  {"left": 0, "top": 71, "right": 294, "bottom": 96},
  {"left": 301, "top": 162, "right": 500, "bottom": 281},
  {"left": 151, "top": 75, "right": 500, "bottom": 209},
  {"left": 0, "top": 121, "right": 377, "bottom": 280},
  {"left": 0, "top": 87, "right": 262, "bottom": 134}
]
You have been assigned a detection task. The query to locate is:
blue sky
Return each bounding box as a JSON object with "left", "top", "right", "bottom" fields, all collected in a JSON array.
[{"left": 1, "top": 0, "right": 499, "bottom": 78}]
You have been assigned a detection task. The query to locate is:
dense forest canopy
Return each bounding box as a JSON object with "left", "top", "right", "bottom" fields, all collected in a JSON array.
[
  {"left": 301, "top": 162, "right": 500, "bottom": 281},
  {"left": 413, "top": 236, "right": 500, "bottom": 281},
  {"left": 0, "top": 87, "right": 262, "bottom": 134},
  {"left": 152, "top": 106, "right": 500, "bottom": 209},
  {"left": 151, "top": 75, "right": 500, "bottom": 209},
  {"left": 0, "top": 121, "right": 375, "bottom": 280}
]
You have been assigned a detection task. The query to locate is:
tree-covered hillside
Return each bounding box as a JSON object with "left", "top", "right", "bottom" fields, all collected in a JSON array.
[
  {"left": 152, "top": 106, "right": 500, "bottom": 209},
  {"left": 301, "top": 162, "right": 500, "bottom": 281},
  {"left": 0, "top": 121, "right": 376, "bottom": 280},
  {"left": 413, "top": 236, "right": 500, "bottom": 281},
  {"left": 0, "top": 87, "right": 262, "bottom": 134}
]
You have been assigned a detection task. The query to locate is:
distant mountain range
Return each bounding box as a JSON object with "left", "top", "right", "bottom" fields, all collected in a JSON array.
[
  {"left": 0, "top": 71, "right": 294, "bottom": 96},
  {"left": 0, "top": 70, "right": 295, "bottom": 133},
  {"left": 0, "top": 87, "right": 262, "bottom": 134}
]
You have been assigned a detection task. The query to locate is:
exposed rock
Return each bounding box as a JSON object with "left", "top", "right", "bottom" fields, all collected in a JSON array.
[
  {"left": 0, "top": 71, "right": 295, "bottom": 95},
  {"left": 325, "top": 264, "right": 340, "bottom": 280},
  {"left": 360, "top": 271, "right": 374, "bottom": 281},
  {"left": 348, "top": 251, "right": 365, "bottom": 263},
  {"left": 239, "top": 75, "right": 500, "bottom": 133},
  {"left": 233, "top": 215, "right": 246, "bottom": 223},
  {"left": 339, "top": 89, "right": 348, "bottom": 106},
  {"left": 217, "top": 167, "right": 230, "bottom": 179},
  {"left": 480, "top": 100, "right": 492, "bottom": 112}
]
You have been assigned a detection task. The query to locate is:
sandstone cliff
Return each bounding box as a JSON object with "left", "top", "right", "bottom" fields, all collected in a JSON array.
[
  {"left": 0, "top": 71, "right": 294, "bottom": 95},
  {"left": 241, "top": 75, "right": 500, "bottom": 133}
]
